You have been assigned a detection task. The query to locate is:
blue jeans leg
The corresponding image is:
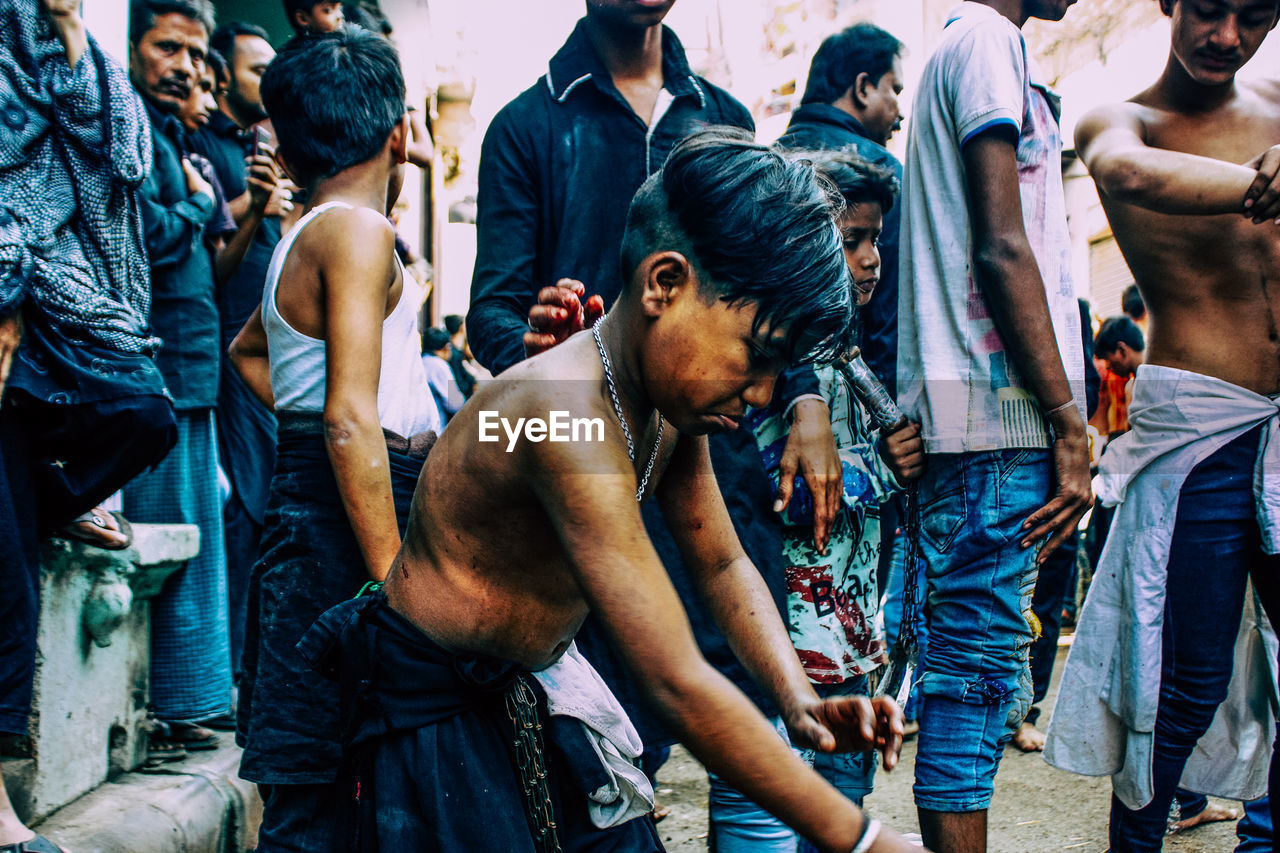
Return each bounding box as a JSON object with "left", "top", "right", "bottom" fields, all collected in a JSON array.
[
  {"left": 707, "top": 716, "right": 797, "bottom": 853},
  {"left": 912, "top": 449, "right": 1050, "bottom": 813},
  {"left": 1236, "top": 796, "right": 1272, "bottom": 853},
  {"left": 1109, "top": 427, "right": 1280, "bottom": 851}
]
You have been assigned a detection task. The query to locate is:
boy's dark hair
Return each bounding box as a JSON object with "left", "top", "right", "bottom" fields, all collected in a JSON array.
[
  {"left": 620, "top": 127, "right": 855, "bottom": 365},
  {"left": 344, "top": 2, "right": 393, "bottom": 36},
  {"left": 211, "top": 21, "right": 271, "bottom": 64},
  {"left": 788, "top": 148, "right": 899, "bottom": 214},
  {"left": 130, "top": 0, "right": 216, "bottom": 44},
  {"left": 1095, "top": 316, "right": 1145, "bottom": 355},
  {"left": 1121, "top": 283, "right": 1146, "bottom": 321},
  {"left": 444, "top": 314, "right": 465, "bottom": 336},
  {"left": 801, "top": 22, "right": 903, "bottom": 106},
  {"left": 206, "top": 48, "right": 228, "bottom": 85},
  {"left": 260, "top": 26, "right": 406, "bottom": 188},
  {"left": 283, "top": 0, "right": 325, "bottom": 31},
  {"left": 422, "top": 327, "right": 452, "bottom": 354}
]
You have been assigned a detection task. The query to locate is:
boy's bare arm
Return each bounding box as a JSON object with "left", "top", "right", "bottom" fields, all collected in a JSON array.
[
  {"left": 528, "top": 434, "right": 888, "bottom": 852},
  {"left": 229, "top": 305, "right": 274, "bottom": 409},
  {"left": 1077, "top": 103, "right": 1280, "bottom": 221},
  {"left": 319, "top": 211, "right": 402, "bottom": 581},
  {"left": 657, "top": 434, "right": 903, "bottom": 765}
]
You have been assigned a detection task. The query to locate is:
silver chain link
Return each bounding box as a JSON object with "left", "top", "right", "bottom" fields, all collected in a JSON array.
[
  {"left": 505, "top": 677, "right": 562, "bottom": 853},
  {"left": 592, "top": 317, "right": 663, "bottom": 502}
]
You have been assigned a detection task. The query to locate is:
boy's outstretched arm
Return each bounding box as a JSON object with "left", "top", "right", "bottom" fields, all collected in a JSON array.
[
  {"left": 1077, "top": 103, "right": 1280, "bottom": 221},
  {"left": 529, "top": 432, "right": 915, "bottom": 853},
  {"left": 319, "top": 211, "right": 403, "bottom": 581},
  {"left": 657, "top": 434, "right": 903, "bottom": 765}
]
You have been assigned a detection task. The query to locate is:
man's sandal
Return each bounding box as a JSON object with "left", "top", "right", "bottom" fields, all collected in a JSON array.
[{"left": 0, "top": 835, "right": 64, "bottom": 852}]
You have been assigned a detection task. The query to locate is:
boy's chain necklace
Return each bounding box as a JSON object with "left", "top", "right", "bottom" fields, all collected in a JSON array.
[{"left": 592, "top": 317, "right": 662, "bottom": 503}]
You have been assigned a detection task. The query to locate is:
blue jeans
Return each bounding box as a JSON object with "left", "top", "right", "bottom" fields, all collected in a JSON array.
[
  {"left": 1236, "top": 796, "right": 1272, "bottom": 853},
  {"left": 912, "top": 449, "right": 1050, "bottom": 812},
  {"left": 709, "top": 680, "right": 875, "bottom": 853},
  {"left": 1109, "top": 427, "right": 1280, "bottom": 851},
  {"left": 708, "top": 716, "right": 797, "bottom": 853}
]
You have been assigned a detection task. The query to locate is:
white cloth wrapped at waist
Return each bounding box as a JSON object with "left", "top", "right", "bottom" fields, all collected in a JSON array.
[{"left": 533, "top": 641, "right": 655, "bottom": 828}]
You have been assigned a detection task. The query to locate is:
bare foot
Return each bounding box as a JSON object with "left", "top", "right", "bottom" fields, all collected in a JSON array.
[
  {"left": 1171, "top": 801, "right": 1239, "bottom": 833},
  {"left": 1013, "top": 721, "right": 1046, "bottom": 752}
]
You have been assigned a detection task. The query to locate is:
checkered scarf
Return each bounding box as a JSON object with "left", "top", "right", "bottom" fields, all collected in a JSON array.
[{"left": 0, "top": 0, "right": 158, "bottom": 353}]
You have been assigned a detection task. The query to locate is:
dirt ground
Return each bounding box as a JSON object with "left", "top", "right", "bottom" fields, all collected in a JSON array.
[{"left": 652, "top": 647, "right": 1245, "bottom": 853}]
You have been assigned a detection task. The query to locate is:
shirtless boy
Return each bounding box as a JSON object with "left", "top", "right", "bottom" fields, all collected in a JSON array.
[
  {"left": 1044, "top": 1, "right": 1280, "bottom": 849},
  {"left": 306, "top": 128, "right": 921, "bottom": 853}
]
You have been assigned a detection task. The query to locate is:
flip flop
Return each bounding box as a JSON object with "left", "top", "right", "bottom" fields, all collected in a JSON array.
[
  {"left": 0, "top": 834, "right": 65, "bottom": 852},
  {"left": 55, "top": 508, "right": 132, "bottom": 550}
]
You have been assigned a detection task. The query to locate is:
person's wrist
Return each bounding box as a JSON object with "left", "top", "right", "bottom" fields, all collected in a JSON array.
[{"left": 1044, "top": 399, "right": 1085, "bottom": 443}]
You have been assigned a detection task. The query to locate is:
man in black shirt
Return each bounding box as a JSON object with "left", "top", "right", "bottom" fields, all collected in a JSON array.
[{"left": 465, "top": 3, "right": 856, "bottom": 844}]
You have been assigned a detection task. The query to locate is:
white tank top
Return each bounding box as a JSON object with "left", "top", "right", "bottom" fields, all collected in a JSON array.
[{"left": 261, "top": 201, "right": 441, "bottom": 438}]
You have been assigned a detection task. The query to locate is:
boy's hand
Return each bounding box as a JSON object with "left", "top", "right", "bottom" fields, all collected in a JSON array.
[
  {"left": 523, "top": 278, "right": 606, "bottom": 357},
  {"left": 182, "top": 158, "right": 215, "bottom": 205},
  {"left": 1244, "top": 144, "right": 1280, "bottom": 224},
  {"left": 785, "top": 694, "right": 905, "bottom": 771},
  {"left": 880, "top": 421, "right": 924, "bottom": 483},
  {"left": 776, "top": 399, "right": 841, "bottom": 553}
]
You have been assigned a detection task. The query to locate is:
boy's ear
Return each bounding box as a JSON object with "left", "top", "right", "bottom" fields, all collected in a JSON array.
[
  {"left": 389, "top": 114, "right": 410, "bottom": 165},
  {"left": 639, "top": 251, "right": 695, "bottom": 319}
]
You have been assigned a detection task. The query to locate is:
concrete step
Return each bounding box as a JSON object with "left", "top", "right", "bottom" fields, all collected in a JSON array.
[{"left": 33, "top": 734, "right": 260, "bottom": 853}]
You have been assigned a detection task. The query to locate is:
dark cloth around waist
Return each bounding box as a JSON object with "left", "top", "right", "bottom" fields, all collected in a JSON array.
[
  {"left": 235, "top": 417, "right": 427, "bottom": 784},
  {"left": 298, "top": 592, "right": 663, "bottom": 853}
]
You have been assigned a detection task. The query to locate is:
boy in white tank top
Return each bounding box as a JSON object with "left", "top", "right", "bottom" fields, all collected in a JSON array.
[{"left": 227, "top": 27, "right": 436, "bottom": 851}]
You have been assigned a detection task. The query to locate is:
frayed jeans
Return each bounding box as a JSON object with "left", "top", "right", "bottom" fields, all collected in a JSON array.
[{"left": 912, "top": 449, "right": 1050, "bottom": 812}]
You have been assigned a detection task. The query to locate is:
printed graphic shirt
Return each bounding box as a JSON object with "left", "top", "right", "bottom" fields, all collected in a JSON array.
[
  {"left": 747, "top": 366, "right": 900, "bottom": 683},
  {"left": 897, "top": 1, "right": 1085, "bottom": 453}
]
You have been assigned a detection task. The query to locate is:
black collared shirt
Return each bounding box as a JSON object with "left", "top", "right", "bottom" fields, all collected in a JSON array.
[
  {"left": 778, "top": 103, "right": 904, "bottom": 397},
  {"left": 139, "top": 98, "right": 219, "bottom": 410},
  {"left": 189, "top": 109, "right": 249, "bottom": 203},
  {"left": 467, "top": 18, "right": 754, "bottom": 376}
]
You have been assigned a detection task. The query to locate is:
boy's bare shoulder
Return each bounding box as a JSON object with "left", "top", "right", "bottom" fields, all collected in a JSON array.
[{"left": 297, "top": 203, "right": 397, "bottom": 265}]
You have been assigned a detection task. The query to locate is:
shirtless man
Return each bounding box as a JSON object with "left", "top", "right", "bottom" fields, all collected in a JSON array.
[
  {"left": 306, "top": 128, "right": 922, "bottom": 853},
  {"left": 1044, "top": 1, "right": 1280, "bottom": 849}
]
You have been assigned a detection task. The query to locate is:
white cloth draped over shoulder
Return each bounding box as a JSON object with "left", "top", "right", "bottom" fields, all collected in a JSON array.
[{"left": 1044, "top": 364, "right": 1280, "bottom": 808}]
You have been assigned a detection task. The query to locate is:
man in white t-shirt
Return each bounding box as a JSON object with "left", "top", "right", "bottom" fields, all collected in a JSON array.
[{"left": 896, "top": 2, "right": 1090, "bottom": 850}]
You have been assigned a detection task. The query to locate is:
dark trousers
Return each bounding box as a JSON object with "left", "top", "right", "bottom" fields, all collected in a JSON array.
[
  {"left": 1109, "top": 428, "right": 1279, "bottom": 850},
  {"left": 0, "top": 392, "right": 174, "bottom": 736},
  {"left": 0, "top": 405, "right": 41, "bottom": 736},
  {"left": 223, "top": 490, "right": 261, "bottom": 680}
]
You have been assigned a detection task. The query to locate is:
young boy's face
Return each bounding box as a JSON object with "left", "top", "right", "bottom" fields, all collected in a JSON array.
[
  {"left": 297, "top": 1, "right": 345, "bottom": 33},
  {"left": 838, "top": 201, "right": 883, "bottom": 307},
  {"left": 641, "top": 272, "right": 789, "bottom": 435},
  {"left": 180, "top": 66, "right": 218, "bottom": 133}
]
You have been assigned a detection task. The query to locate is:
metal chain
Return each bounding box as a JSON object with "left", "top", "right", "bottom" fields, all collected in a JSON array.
[
  {"left": 592, "top": 317, "right": 663, "bottom": 502},
  {"left": 505, "top": 677, "right": 562, "bottom": 853}
]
